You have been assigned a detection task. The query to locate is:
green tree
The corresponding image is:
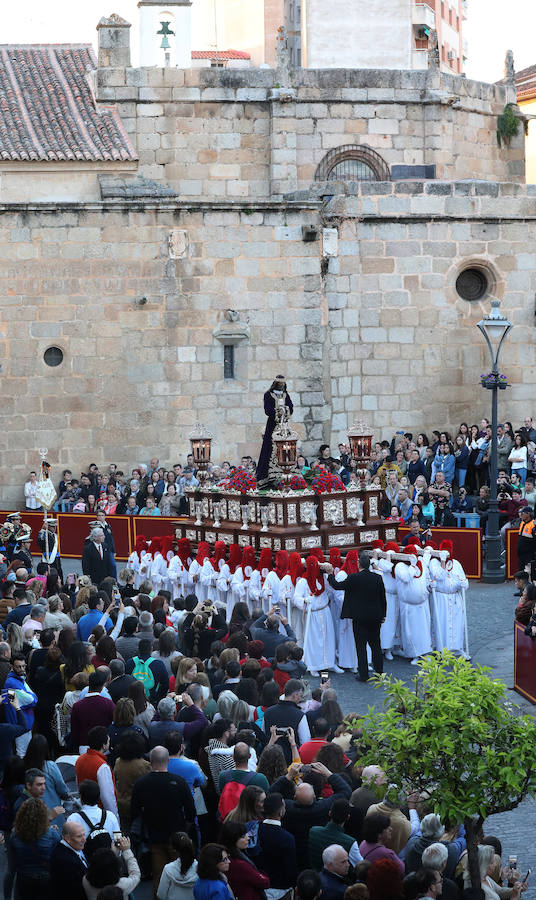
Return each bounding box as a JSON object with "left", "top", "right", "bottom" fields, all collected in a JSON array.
[{"left": 352, "top": 651, "right": 536, "bottom": 888}]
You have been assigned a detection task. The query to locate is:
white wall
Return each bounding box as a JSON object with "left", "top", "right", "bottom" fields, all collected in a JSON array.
[{"left": 302, "top": 0, "right": 412, "bottom": 69}]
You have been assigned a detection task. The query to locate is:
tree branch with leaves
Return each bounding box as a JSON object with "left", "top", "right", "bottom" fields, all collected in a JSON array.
[{"left": 349, "top": 651, "right": 536, "bottom": 889}]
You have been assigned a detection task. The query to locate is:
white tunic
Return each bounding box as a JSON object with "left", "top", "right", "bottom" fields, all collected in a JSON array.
[
  {"left": 260, "top": 570, "right": 289, "bottom": 633},
  {"left": 428, "top": 557, "right": 468, "bottom": 653},
  {"left": 277, "top": 574, "right": 296, "bottom": 631},
  {"left": 200, "top": 558, "right": 221, "bottom": 606},
  {"left": 168, "top": 554, "right": 187, "bottom": 601},
  {"left": 127, "top": 551, "right": 144, "bottom": 589},
  {"left": 293, "top": 576, "right": 337, "bottom": 672},
  {"left": 189, "top": 559, "right": 207, "bottom": 603},
  {"left": 327, "top": 571, "right": 358, "bottom": 670},
  {"left": 371, "top": 557, "right": 399, "bottom": 651},
  {"left": 230, "top": 565, "right": 254, "bottom": 613},
  {"left": 394, "top": 561, "right": 432, "bottom": 659},
  {"left": 217, "top": 563, "right": 234, "bottom": 619},
  {"left": 150, "top": 552, "right": 168, "bottom": 593}
]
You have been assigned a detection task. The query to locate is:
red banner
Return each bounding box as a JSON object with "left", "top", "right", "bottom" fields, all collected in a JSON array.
[
  {"left": 514, "top": 621, "right": 536, "bottom": 705},
  {"left": 506, "top": 527, "right": 519, "bottom": 579},
  {"left": 397, "top": 526, "right": 481, "bottom": 579}
]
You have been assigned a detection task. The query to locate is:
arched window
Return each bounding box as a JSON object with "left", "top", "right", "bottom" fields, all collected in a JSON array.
[{"left": 314, "top": 145, "right": 390, "bottom": 182}]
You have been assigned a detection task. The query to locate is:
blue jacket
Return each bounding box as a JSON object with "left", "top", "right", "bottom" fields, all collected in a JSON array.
[
  {"left": 432, "top": 452, "right": 455, "bottom": 484},
  {"left": 4, "top": 673, "right": 38, "bottom": 730},
  {"left": 77, "top": 609, "right": 112, "bottom": 641},
  {"left": 194, "top": 878, "right": 233, "bottom": 900}
]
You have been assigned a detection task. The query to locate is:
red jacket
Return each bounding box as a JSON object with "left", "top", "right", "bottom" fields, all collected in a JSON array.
[
  {"left": 227, "top": 856, "right": 270, "bottom": 900},
  {"left": 499, "top": 497, "right": 525, "bottom": 521}
]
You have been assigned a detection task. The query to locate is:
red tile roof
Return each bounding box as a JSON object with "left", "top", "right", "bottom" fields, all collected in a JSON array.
[
  {"left": 191, "top": 49, "right": 251, "bottom": 60},
  {"left": 0, "top": 45, "right": 137, "bottom": 162},
  {"left": 515, "top": 62, "right": 536, "bottom": 101}
]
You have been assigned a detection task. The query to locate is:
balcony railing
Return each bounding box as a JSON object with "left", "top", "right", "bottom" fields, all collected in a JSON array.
[{"left": 412, "top": 2, "right": 436, "bottom": 29}]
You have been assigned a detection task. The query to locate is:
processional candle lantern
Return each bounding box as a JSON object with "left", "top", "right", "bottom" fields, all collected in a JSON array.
[
  {"left": 272, "top": 421, "right": 299, "bottom": 487},
  {"left": 347, "top": 421, "right": 374, "bottom": 483},
  {"left": 189, "top": 424, "right": 212, "bottom": 486}
]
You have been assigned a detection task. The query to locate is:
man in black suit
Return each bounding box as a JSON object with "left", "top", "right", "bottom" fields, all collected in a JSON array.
[
  {"left": 327, "top": 550, "right": 386, "bottom": 682},
  {"left": 81, "top": 526, "right": 111, "bottom": 584},
  {"left": 49, "top": 819, "right": 87, "bottom": 900}
]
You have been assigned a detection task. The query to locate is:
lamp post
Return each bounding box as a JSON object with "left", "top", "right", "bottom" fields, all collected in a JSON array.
[{"left": 476, "top": 299, "right": 513, "bottom": 583}]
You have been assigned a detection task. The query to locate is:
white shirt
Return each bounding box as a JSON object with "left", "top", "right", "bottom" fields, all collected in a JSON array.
[
  {"left": 67, "top": 804, "right": 120, "bottom": 840},
  {"left": 24, "top": 481, "right": 40, "bottom": 509}
]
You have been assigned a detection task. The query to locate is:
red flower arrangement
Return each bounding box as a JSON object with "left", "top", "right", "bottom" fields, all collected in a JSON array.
[
  {"left": 312, "top": 472, "right": 346, "bottom": 495},
  {"left": 280, "top": 474, "right": 308, "bottom": 491},
  {"left": 221, "top": 467, "right": 257, "bottom": 493}
]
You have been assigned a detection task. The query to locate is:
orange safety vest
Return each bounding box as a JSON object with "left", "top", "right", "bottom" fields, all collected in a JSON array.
[{"left": 519, "top": 519, "right": 535, "bottom": 537}]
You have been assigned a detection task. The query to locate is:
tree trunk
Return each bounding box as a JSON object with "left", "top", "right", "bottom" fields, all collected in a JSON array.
[{"left": 465, "top": 817, "right": 482, "bottom": 890}]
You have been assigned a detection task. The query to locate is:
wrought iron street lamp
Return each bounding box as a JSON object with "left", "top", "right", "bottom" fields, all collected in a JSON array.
[{"left": 476, "top": 299, "right": 513, "bottom": 583}]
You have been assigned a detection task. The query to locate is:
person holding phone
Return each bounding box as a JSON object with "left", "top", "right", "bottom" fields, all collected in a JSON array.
[{"left": 0, "top": 688, "right": 27, "bottom": 775}]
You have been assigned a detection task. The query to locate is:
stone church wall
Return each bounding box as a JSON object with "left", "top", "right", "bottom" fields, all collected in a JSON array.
[{"left": 1, "top": 181, "right": 536, "bottom": 505}]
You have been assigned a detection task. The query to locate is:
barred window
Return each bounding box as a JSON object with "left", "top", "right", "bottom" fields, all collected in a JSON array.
[{"left": 315, "top": 145, "right": 390, "bottom": 182}]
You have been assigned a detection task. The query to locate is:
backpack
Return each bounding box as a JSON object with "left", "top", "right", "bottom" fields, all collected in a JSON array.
[
  {"left": 131, "top": 656, "right": 155, "bottom": 698},
  {"left": 78, "top": 806, "right": 106, "bottom": 836},
  {"left": 218, "top": 772, "right": 255, "bottom": 820}
]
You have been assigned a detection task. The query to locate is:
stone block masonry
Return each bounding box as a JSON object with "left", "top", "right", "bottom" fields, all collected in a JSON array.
[{"left": 1, "top": 181, "right": 536, "bottom": 506}]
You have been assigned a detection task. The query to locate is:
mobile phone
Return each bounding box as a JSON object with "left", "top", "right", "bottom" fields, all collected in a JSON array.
[
  {"left": 113, "top": 830, "right": 122, "bottom": 845},
  {"left": 523, "top": 870, "right": 531, "bottom": 884},
  {"left": 508, "top": 855, "right": 518, "bottom": 869},
  {"left": 320, "top": 671, "right": 329, "bottom": 684},
  {"left": 273, "top": 606, "right": 280, "bottom": 614},
  {"left": 275, "top": 727, "right": 290, "bottom": 736}
]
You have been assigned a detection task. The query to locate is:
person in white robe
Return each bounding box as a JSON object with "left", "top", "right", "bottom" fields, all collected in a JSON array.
[
  {"left": 261, "top": 550, "right": 290, "bottom": 628},
  {"left": 200, "top": 541, "right": 227, "bottom": 609},
  {"left": 175, "top": 538, "right": 194, "bottom": 597},
  {"left": 249, "top": 549, "right": 273, "bottom": 613},
  {"left": 371, "top": 541, "right": 401, "bottom": 661},
  {"left": 229, "top": 546, "right": 257, "bottom": 613},
  {"left": 394, "top": 548, "right": 433, "bottom": 664},
  {"left": 218, "top": 544, "right": 243, "bottom": 620},
  {"left": 293, "top": 555, "right": 342, "bottom": 677},
  {"left": 428, "top": 539, "right": 469, "bottom": 656},
  {"left": 127, "top": 535, "right": 148, "bottom": 589},
  {"left": 327, "top": 549, "right": 359, "bottom": 673},
  {"left": 189, "top": 541, "right": 211, "bottom": 603},
  {"left": 149, "top": 538, "right": 168, "bottom": 594}
]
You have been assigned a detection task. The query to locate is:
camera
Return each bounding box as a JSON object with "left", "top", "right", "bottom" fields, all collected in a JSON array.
[
  {"left": 275, "top": 727, "right": 291, "bottom": 736},
  {"left": 7, "top": 690, "right": 15, "bottom": 702}
]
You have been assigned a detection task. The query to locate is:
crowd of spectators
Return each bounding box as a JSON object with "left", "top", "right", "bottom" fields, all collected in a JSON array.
[{"left": 0, "top": 554, "right": 528, "bottom": 900}]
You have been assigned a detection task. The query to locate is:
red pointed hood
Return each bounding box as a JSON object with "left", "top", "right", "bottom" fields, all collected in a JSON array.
[
  {"left": 195, "top": 541, "right": 210, "bottom": 565},
  {"left": 161, "top": 536, "right": 174, "bottom": 559},
  {"left": 241, "top": 546, "right": 256, "bottom": 574},
  {"left": 134, "top": 535, "right": 147, "bottom": 555},
  {"left": 228, "top": 543, "right": 242, "bottom": 574},
  {"left": 289, "top": 552, "right": 304, "bottom": 586},
  {"left": 275, "top": 550, "right": 289, "bottom": 580},
  {"left": 310, "top": 548, "right": 325, "bottom": 563},
  {"left": 342, "top": 550, "right": 359, "bottom": 575},
  {"left": 150, "top": 536, "right": 163, "bottom": 555},
  {"left": 177, "top": 538, "right": 192, "bottom": 567},
  {"left": 305, "top": 555, "right": 324, "bottom": 597},
  {"left": 210, "top": 541, "right": 226, "bottom": 570},
  {"left": 257, "top": 548, "right": 273, "bottom": 573},
  {"left": 329, "top": 548, "right": 342, "bottom": 570}
]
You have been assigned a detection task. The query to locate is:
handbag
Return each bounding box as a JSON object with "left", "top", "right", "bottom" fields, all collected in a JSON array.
[{"left": 51, "top": 702, "right": 69, "bottom": 747}]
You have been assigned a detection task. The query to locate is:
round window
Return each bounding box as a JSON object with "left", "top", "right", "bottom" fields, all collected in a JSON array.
[
  {"left": 455, "top": 268, "right": 488, "bottom": 302},
  {"left": 43, "top": 347, "right": 64, "bottom": 367}
]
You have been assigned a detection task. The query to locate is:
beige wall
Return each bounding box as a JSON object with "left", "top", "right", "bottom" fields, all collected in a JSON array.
[
  {"left": 302, "top": 0, "right": 412, "bottom": 69},
  {"left": 1, "top": 183, "right": 536, "bottom": 505},
  {"left": 95, "top": 66, "right": 524, "bottom": 202}
]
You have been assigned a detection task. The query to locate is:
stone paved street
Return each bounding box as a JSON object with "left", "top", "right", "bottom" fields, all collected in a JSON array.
[{"left": 2, "top": 568, "right": 535, "bottom": 897}]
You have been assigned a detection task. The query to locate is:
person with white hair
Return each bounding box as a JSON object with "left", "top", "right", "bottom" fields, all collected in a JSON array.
[
  {"left": 421, "top": 843, "right": 459, "bottom": 900},
  {"left": 404, "top": 813, "right": 466, "bottom": 880},
  {"left": 472, "top": 844, "right": 525, "bottom": 900},
  {"left": 81, "top": 526, "right": 111, "bottom": 585},
  {"left": 319, "top": 844, "right": 350, "bottom": 900}
]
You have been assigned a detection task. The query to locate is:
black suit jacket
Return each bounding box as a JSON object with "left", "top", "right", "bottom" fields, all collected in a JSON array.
[
  {"left": 82, "top": 540, "right": 111, "bottom": 584},
  {"left": 328, "top": 569, "right": 386, "bottom": 625},
  {"left": 49, "top": 841, "right": 87, "bottom": 900}
]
